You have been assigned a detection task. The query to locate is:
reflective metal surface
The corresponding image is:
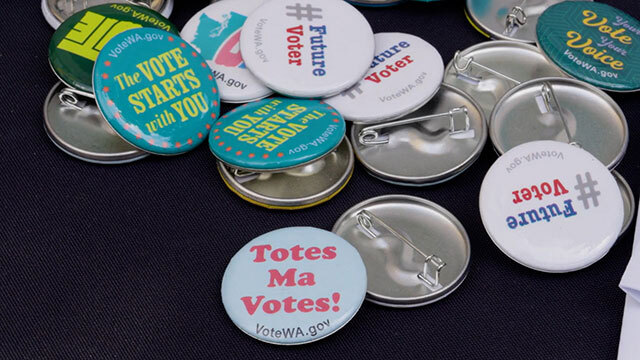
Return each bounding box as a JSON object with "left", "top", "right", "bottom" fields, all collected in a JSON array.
[
  {"left": 332, "top": 195, "right": 471, "bottom": 307},
  {"left": 490, "top": 77, "right": 628, "bottom": 170},
  {"left": 614, "top": 171, "right": 635, "bottom": 236},
  {"left": 42, "top": 0, "right": 173, "bottom": 29},
  {"left": 218, "top": 138, "right": 354, "bottom": 209},
  {"left": 443, "top": 41, "right": 566, "bottom": 120},
  {"left": 44, "top": 82, "right": 148, "bottom": 164},
  {"left": 351, "top": 84, "right": 486, "bottom": 186},
  {"left": 465, "top": 0, "right": 591, "bottom": 43}
]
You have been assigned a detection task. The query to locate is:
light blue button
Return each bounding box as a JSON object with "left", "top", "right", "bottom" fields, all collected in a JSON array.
[
  {"left": 209, "top": 98, "right": 346, "bottom": 171},
  {"left": 221, "top": 227, "right": 367, "bottom": 345},
  {"left": 94, "top": 28, "right": 220, "bottom": 155},
  {"left": 537, "top": 2, "right": 640, "bottom": 92}
]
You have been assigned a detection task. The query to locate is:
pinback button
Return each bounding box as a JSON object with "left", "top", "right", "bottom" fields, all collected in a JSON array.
[
  {"left": 42, "top": 0, "right": 174, "bottom": 29},
  {"left": 537, "top": 1, "right": 640, "bottom": 92},
  {"left": 443, "top": 41, "right": 566, "bottom": 120},
  {"left": 325, "top": 33, "right": 444, "bottom": 124},
  {"left": 48, "top": 3, "right": 179, "bottom": 97},
  {"left": 490, "top": 77, "right": 628, "bottom": 170},
  {"left": 465, "top": 0, "right": 592, "bottom": 43},
  {"left": 351, "top": 84, "right": 486, "bottom": 186},
  {"left": 239, "top": 0, "right": 375, "bottom": 98},
  {"left": 181, "top": 0, "right": 274, "bottom": 103},
  {"left": 93, "top": 28, "right": 220, "bottom": 155},
  {"left": 221, "top": 227, "right": 367, "bottom": 345},
  {"left": 332, "top": 195, "right": 471, "bottom": 307},
  {"left": 210, "top": 98, "right": 345, "bottom": 171},
  {"left": 480, "top": 140, "right": 624, "bottom": 272},
  {"left": 44, "top": 82, "right": 148, "bottom": 164},
  {"left": 210, "top": 98, "right": 351, "bottom": 209}
]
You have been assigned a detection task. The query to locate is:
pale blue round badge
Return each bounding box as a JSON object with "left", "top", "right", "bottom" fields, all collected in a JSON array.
[
  {"left": 93, "top": 28, "right": 221, "bottom": 155},
  {"left": 209, "top": 98, "right": 346, "bottom": 171},
  {"left": 221, "top": 227, "right": 367, "bottom": 345}
]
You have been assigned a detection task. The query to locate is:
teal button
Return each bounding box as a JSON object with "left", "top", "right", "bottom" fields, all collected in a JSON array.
[
  {"left": 93, "top": 28, "right": 220, "bottom": 155},
  {"left": 537, "top": 2, "right": 640, "bottom": 92},
  {"left": 210, "top": 98, "right": 346, "bottom": 171}
]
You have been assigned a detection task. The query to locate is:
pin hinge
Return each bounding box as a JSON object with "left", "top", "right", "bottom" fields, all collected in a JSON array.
[
  {"left": 356, "top": 210, "right": 446, "bottom": 290},
  {"left": 358, "top": 106, "right": 474, "bottom": 146}
]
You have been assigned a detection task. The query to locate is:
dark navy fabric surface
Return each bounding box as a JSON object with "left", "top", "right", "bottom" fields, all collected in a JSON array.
[{"left": 1, "top": 1, "right": 639, "bottom": 358}]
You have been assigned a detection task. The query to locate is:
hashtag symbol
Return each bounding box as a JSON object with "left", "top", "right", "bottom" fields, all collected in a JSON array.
[
  {"left": 574, "top": 172, "right": 601, "bottom": 209},
  {"left": 341, "top": 83, "right": 363, "bottom": 99},
  {"left": 285, "top": 3, "right": 323, "bottom": 21}
]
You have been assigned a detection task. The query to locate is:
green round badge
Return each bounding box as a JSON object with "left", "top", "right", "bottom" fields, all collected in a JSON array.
[
  {"left": 49, "top": 3, "right": 178, "bottom": 96},
  {"left": 93, "top": 28, "right": 220, "bottom": 155},
  {"left": 537, "top": 1, "right": 640, "bottom": 92},
  {"left": 210, "top": 98, "right": 346, "bottom": 171}
]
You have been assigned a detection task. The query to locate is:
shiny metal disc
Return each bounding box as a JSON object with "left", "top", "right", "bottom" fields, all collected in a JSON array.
[
  {"left": 465, "top": 0, "right": 592, "bottom": 43},
  {"left": 351, "top": 84, "right": 486, "bottom": 186},
  {"left": 443, "top": 41, "right": 566, "bottom": 120},
  {"left": 490, "top": 77, "right": 628, "bottom": 170},
  {"left": 44, "top": 82, "right": 148, "bottom": 164},
  {"left": 218, "top": 138, "right": 354, "bottom": 210},
  {"left": 332, "top": 195, "right": 471, "bottom": 307},
  {"left": 42, "top": 0, "right": 173, "bottom": 29},
  {"left": 614, "top": 171, "right": 635, "bottom": 236}
]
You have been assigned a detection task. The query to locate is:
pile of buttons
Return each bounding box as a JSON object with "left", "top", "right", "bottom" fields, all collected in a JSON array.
[{"left": 42, "top": 0, "right": 638, "bottom": 345}]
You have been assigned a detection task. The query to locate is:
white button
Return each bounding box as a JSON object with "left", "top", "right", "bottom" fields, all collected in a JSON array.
[
  {"left": 181, "top": 0, "right": 273, "bottom": 103},
  {"left": 326, "top": 32, "right": 443, "bottom": 124},
  {"left": 480, "top": 140, "right": 623, "bottom": 273},
  {"left": 240, "top": 0, "right": 375, "bottom": 98}
]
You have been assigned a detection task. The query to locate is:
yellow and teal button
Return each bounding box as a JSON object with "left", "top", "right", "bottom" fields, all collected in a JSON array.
[
  {"left": 537, "top": 2, "right": 640, "bottom": 92},
  {"left": 93, "top": 28, "right": 220, "bottom": 155},
  {"left": 210, "top": 98, "right": 346, "bottom": 171}
]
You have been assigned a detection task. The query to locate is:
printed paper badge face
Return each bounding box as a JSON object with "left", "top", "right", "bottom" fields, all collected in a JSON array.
[
  {"left": 537, "top": 2, "right": 640, "bottom": 92},
  {"left": 239, "top": 0, "right": 375, "bottom": 98},
  {"left": 181, "top": 0, "right": 274, "bottom": 103},
  {"left": 325, "top": 33, "right": 443, "bottom": 123},
  {"left": 221, "top": 227, "right": 367, "bottom": 345},
  {"left": 209, "top": 98, "right": 346, "bottom": 171},
  {"left": 93, "top": 28, "right": 220, "bottom": 155},
  {"left": 48, "top": 4, "right": 178, "bottom": 96},
  {"left": 479, "top": 141, "right": 623, "bottom": 272}
]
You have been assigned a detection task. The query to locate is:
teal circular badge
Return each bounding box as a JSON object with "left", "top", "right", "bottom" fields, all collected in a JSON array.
[
  {"left": 209, "top": 98, "right": 346, "bottom": 171},
  {"left": 537, "top": 1, "right": 640, "bottom": 92},
  {"left": 221, "top": 227, "right": 367, "bottom": 345},
  {"left": 94, "top": 28, "right": 220, "bottom": 155}
]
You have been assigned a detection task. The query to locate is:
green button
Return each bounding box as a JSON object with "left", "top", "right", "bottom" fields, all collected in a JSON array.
[{"left": 48, "top": 3, "right": 178, "bottom": 96}]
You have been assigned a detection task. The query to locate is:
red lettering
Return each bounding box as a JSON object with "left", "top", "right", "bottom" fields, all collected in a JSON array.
[
  {"left": 291, "top": 245, "right": 304, "bottom": 261},
  {"left": 240, "top": 295, "right": 265, "bottom": 315},
  {"left": 272, "top": 248, "right": 288, "bottom": 261},
  {"left": 553, "top": 179, "right": 569, "bottom": 196},
  {"left": 305, "top": 247, "right": 321, "bottom": 260},
  {"left": 512, "top": 190, "right": 522, "bottom": 204},
  {"left": 522, "top": 188, "right": 532, "bottom": 201},
  {"left": 283, "top": 296, "right": 296, "bottom": 313},
  {"left": 267, "top": 268, "right": 297, "bottom": 287},
  {"left": 531, "top": 185, "right": 543, "bottom": 200},
  {"left": 322, "top": 246, "right": 337, "bottom": 260},
  {"left": 263, "top": 300, "right": 281, "bottom": 314},
  {"left": 298, "top": 298, "right": 314, "bottom": 312},
  {"left": 315, "top": 297, "right": 330, "bottom": 312},
  {"left": 286, "top": 25, "right": 303, "bottom": 36},
  {"left": 250, "top": 245, "right": 271, "bottom": 263}
]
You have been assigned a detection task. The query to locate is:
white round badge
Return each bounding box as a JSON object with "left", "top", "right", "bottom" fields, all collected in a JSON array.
[
  {"left": 239, "top": 0, "right": 375, "bottom": 98},
  {"left": 325, "top": 32, "right": 444, "bottom": 124},
  {"left": 479, "top": 141, "right": 623, "bottom": 273},
  {"left": 181, "top": 0, "right": 273, "bottom": 103},
  {"left": 221, "top": 227, "right": 367, "bottom": 345}
]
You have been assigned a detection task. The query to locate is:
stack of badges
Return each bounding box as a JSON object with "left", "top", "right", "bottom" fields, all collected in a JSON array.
[
  {"left": 42, "top": 0, "right": 174, "bottom": 29},
  {"left": 209, "top": 98, "right": 350, "bottom": 210},
  {"left": 326, "top": 32, "right": 486, "bottom": 186},
  {"left": 44, "top": 4, "right": 223, "bottom": 163}
]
